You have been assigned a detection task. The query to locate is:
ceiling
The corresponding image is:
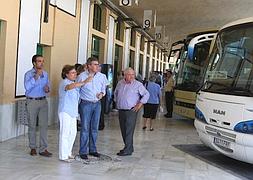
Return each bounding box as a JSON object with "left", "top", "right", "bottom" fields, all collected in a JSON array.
[{"left": 108, "top": 0, "right": 253, "bottom": 49}]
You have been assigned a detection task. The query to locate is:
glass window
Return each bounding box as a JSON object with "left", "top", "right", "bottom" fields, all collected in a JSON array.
[
  {"left": 140, "top": 36, "right": 144, "bottom": 51},
  {"left": 93, "top": 4, "right": 102, "bottom": 31},
  {"left": 130, "top": 29, "right": 135, "bottom": 47},
  {"left": 116, "top": 22, "right": 122, "bottom": 41},
  {"left": 145, "top": 57, "right": 150, "bottom": 78},
  {"left": 204, "top": 24, "right": 253, "bottom": 96},
  {"left": 139, "top": 54, "right": 143, "bottom": 75},
  {"left": 91, "top": 35, "right": 100, "bottom": 60},
  {"left": 129, "top": 50, "right": 135, "bottom": 68}
]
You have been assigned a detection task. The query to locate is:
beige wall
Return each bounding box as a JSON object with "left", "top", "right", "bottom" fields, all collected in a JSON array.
[
  {"left": 40, "top": 4, "right": 55, "bottom": 46},
  {"left": 0, "top": 0, "right": 19, "bottom": 104},
  {"left": 48, "top": 2, "right": 81, "bottom": 96}
]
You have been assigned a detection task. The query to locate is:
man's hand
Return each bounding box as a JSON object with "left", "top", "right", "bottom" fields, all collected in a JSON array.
[
  {"left": 96, "top": 92, "right": 104, "bottom": 100},
  {"left": 132, "top": 102, "right": 143, "bottom": 112},
  {"left": 44, "top": 85, "right": 50, "bottom": 93},
  {"left": 82, "top": 75, "right": 93, "bottom": 85},
  {"left": 34, "top": 69, "right": 43, "bottom": 80}
]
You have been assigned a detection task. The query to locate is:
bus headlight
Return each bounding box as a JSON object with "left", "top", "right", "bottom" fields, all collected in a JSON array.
[
  {"left": 195, "top": 107, "right": 207, "bottom": 123},
  {"left": 234, "top": 120, "right": 253, "bottom": 134}
]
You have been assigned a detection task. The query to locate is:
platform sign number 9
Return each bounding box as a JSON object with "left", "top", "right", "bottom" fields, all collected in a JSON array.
[{"left": 119, "top": 0, "right": 132, "bottom": 6}]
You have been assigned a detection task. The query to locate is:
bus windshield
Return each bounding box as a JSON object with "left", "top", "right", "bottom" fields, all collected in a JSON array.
[
  {"left": 202, "top": 24, "right": 253, "bottom": 96},
  {"left": 176, "top": 41, "right": 211, "bottom": 91}
]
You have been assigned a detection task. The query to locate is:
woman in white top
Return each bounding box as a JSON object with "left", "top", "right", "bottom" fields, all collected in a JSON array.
[{"left": 58, "top": 65, "right": 92, "bottom": 162}]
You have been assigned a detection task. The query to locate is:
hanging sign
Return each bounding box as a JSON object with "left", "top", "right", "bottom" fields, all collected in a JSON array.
[
  {"left": 143, "top": 10, "right": 152, "bottom": 30},
  {"left": 119, "top": 0, "right": 132, "bottom": 6},
  {"left": 155, "top": 26, "right": 162, "bottom": 40}
]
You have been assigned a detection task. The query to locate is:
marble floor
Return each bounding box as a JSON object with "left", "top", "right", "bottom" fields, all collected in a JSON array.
[{"left": 0, "top": 111, "right": 243, "bottom": 180}]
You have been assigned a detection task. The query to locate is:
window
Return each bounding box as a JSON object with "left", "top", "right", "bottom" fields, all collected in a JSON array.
[
  {"left": 91, "top": 35, "right": 101, "bottom": 60},
  {"left": 116, "top": 22, "right": 124, "bottom": 41},
  {"left": 139, "top": 54, "right": 143, "bottom": 75},
  {"left": 130, "top": 29, "right": 136, "bottom": 47},
  {"left": 145, "top": 57, "right": 150, "bottom": 78},
  {"left": 153, "top": 46, "right": 156, "bottom": 57},
  {"left": 147, "top": 42, "right": 150, "bottom": 55},
  {"left": 129, "top": 50, "right": 135, "bottom": 68},
  {"left": 93, "top": 4, "right": 102, "bottom": 31},
  {"left": 140, "top": 36, "right": 144, "bottom": 51}
]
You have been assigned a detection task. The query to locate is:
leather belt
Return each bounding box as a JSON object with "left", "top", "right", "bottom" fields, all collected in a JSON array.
[
  {"left": 119, "top": 107, "right": 134, "bottom": 111},
  {"left": 27, "top": 96, "right": 46, "bottom": 100},
  {"left": 81, "top": 99, "right": 99, "bottom": 103}
]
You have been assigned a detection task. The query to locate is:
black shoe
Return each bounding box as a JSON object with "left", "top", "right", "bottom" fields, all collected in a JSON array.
[
  {"left": 80, "top": 154, "right": 88, "bottom": 160},
  {"left": 98, "top": 126, "right": 104, "bottom": 131},
  {"left": 39, "top": 150, "right": 52, "bottom": 157},
  {"left": 164, "top": 114, "right": 172, "bottom": 118},
  {"left": 142, "top": 126, "right": 147, "bottom": 130},
  {"left": 117, "top": 151, "right": 132, "bottom": 156},
  {"left": 89, "top": 152, "right": 100, "bottom": 158},
  {"left": 150, "top": 128, "right": 154, "bottom": 131},
  {"left": 30, "top": 149, "right": 37, "bottom": 156}
]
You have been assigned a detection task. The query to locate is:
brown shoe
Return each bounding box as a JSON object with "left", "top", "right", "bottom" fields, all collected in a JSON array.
[
  {"left": 39, "top": 149, "right": 52, "bottom": 157},
  {"left": 30, "top": 149, "right": 37, "bottom": 156}
]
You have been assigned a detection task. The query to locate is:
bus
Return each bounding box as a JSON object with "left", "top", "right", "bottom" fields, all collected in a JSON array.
[
  {"left": 194, "top": 17, "right": 253, "bottom": 164},
  {"left": 173, "top": 31, "right": 217, "bottom": 119}
]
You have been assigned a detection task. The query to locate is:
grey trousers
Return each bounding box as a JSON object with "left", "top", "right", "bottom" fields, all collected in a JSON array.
[
  {"left": 118, "top": 110, "right": 138, "bottom": 154},
  {"left": 26, "top": 99, "right": 48, "bottom": 152}
]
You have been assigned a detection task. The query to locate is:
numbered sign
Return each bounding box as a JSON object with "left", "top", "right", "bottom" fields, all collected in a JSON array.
[
  {"left": 155, "top": 26, "right": 162, "bottom": 40},
  {"left": 119, "top": 0, "right": 132, "bottom": 6},
  {"left": 143, "top": 10, "right": 152, "bottom": 30}
]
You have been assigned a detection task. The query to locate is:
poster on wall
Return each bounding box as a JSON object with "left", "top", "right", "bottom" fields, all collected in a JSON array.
[
  {"left": 16, "top": 0, "right": 42, "bottom": 97},
  {"left": 50, "top": 0, "right": 77, "bottom": 16}
]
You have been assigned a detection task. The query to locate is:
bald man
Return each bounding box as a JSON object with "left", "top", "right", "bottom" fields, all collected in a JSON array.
[{"left": 114, "top": 68, "right": 149, "bottom": 156}]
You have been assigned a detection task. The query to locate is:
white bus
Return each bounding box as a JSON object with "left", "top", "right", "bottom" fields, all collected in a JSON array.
[{"left": 195, "top": 17, "right": 253, "bottom": 164}]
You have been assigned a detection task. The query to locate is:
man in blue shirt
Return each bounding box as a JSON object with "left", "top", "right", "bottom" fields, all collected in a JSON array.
[
  {"left": 24, "top": 54, "right": 52, "bottom": 157},
  {"left": 77, "top": 57, "right": 109, "bottom": 160}
]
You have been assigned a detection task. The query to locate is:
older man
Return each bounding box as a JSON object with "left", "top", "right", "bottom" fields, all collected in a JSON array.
[{"left": 114, "top": 68, "right": 149, "bottom": 156}]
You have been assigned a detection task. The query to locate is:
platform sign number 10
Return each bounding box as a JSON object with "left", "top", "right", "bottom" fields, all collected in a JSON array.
[{"left": 119, "top": 0, "right": 132, "bottom": 6}]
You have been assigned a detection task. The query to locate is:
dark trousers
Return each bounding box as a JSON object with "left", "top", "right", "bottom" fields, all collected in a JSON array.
[
  {"left": 165, "top": 91, "right": 174, "bottom": 117},
  {"left": 118, "top": 110, "right": 138, "bottom": 154},
  {"left": 99, "top": 96, "right": 106, "bottom": 130}
]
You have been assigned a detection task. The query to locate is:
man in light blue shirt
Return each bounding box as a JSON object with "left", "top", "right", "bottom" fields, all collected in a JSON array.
[
  {"left": 77, "top": 57, "right": 108, "bottom": 160},
  {"left": 24, "top": 54, "right": 52, "bottom": 157}
]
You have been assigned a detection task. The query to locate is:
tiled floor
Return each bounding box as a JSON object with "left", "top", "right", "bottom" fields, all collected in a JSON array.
[{"left": 0, "top": 112, "right": 242, "bottom": 180}]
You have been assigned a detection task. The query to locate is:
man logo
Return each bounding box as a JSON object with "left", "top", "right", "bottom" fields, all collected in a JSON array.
[{"left": 213, "top": 109, "right": 225, "bottom": 116}]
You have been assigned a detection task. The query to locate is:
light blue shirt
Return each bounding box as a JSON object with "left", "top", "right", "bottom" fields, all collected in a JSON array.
[
  {"left": 145, "top": 81, "right": 161, "bottom": 104},
  {"left": 24, "top": 68, "right": 50, "bottom": 97},
  {"left": 58, "top": 79, "right": 80, "bottom": 118},
  {"left": 77, "top": 71, "right": 109, "bottom": 102}
]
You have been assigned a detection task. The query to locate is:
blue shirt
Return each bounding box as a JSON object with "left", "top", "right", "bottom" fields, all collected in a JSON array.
[
  {"left": 58, "top": 79, "right": 80, "bottom": 118},
  {"left": 145, "top": 81, "right": 161, "bottom": 104},
  {"left": 24, "top": 68, "right": 50, "bottom": 97},
  {"left": 77, "top": 71, "right": 109, "bottom": 102}
]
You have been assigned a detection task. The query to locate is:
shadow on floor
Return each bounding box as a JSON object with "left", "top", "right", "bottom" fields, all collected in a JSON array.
[{"left": 173, "top": 144, "right": 253, "bottom": 180}]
